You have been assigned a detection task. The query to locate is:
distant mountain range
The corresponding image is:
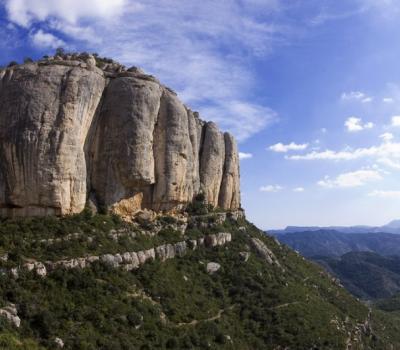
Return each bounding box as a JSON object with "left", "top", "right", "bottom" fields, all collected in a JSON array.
[
  {"left": 269, "top": 219, "right": 400, "bottom": 235},
  {"left": 270, "top": 222, "right": 400, "bottom": 300},
  {"left": 271, "top": 230, "right": 400, "bottom": 257}
]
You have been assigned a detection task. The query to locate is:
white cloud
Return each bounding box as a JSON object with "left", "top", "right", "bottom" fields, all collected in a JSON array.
[
  {"left": 362, "top": 97, "right": 373, "bottom": 103},
  {"left": 239, "top": 152, "right": 253, "bottom": 160},
  {"left": 293, "top": 187, "right": 305, "bottom": 192},
  {"left": 360, "top": 0, "right": 400, "bottom": 18},
  {"left": 344, "top": 116, "right": 374, "bottom": 132},
  {"left": 318, "top": 169, "right": 383, "bottom": 188},
  {"left": 377, "top": 158, "right": 400, "bottom": 169},
  {"left": 269, "top": 142, "right": 308, "bottom": 153},
  {"left": 391, "top": 116, "right": 400, "bottom": 127},
  {"left": 286, "top": 139, "right": 400, "bottom": 163},
  {"left": 341, "top": 91, "right": 373, "bottom": 103},
  {"left": 380, "top": 132, "right": 394, "bottom": 142},
  {"left": 383, "top": 97, "right": 394, "bottom": 103},
  {"left": 30, "top": 29, "right": 65, "bottom": 48},
  {"left": 4, "top": 0, "right": 127, "bottom": 27},
  {"left": 369, "top": 190, "right": 400, "bottom": 199},
  {"left": 4, "top": 0, "right": 283, "bottom": 141},
  {"left": 321, "top": 128, "right": 327, "bottom": 133},
  {"left": 201, "top": 101, "right": 276, "bottom": 141},
  {"left": 260, "top": 185, "right": 283, "bottom": 192}
]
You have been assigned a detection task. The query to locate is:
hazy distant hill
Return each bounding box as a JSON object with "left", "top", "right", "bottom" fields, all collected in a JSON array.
[
  {"left": 315, "top": 252, "right": 400, "bottom": 300},
  {"left": 269, "top": 220, "right": 400, "bottom": 235},
  {"left": 272, "top": 227, "right": 400, "bottom": 301},
  {"left": 272, "top": 230, "right": 400, "bottom": 257}
]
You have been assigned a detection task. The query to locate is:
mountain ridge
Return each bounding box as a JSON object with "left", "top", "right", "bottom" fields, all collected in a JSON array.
[
  {"left": 272, "top": 229, "right": 400, "bottom": 257},
  {"left": 269, "top": 220, "right": 400, "bottom": 235}
]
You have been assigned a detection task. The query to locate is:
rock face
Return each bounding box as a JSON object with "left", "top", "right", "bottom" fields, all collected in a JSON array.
[{"left": 0, "top": 57, "right": 241, "bottom": 217}]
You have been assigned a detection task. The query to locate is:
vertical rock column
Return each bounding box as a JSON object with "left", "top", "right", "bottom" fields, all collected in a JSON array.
[
  {"left": 152, "top": 90, "right": 196, "bottom": 211},
  {"left": 0, "top": 63, "right": 105, "bottom": 216},
  {"left": 90, "top": 76, "right": 162, "bottom": 213},
  {"left": 219, "top": 133, "right": 240, "bottom": 209},
  {"left": 199, "top": 122, "right": 226, "bottom": 207}
]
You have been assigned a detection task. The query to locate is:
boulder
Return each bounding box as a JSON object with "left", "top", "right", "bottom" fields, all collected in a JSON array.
[
  {"left": 156, "top": 244, "right": 176, "bottom": 261},
  {"left": 0, "top": 303, "right": 20, "bottom": 327},
  {"left": 204, "top": 234, "right": 218, "bottom": 247},
  {"left": 100, "top": 254, "right": 120, "bottom": 268},
  {"left": 174, "top": 241, "right": 187, "bottom": 257},
  {"left": 35, "top": 262, "right": 47, "bottom": 277},
  {"left": 54, "top": 337, "right": 64, "bottom": 348},
  {"left": 206, "top": 262, "right": 221, "bottom": 274}
]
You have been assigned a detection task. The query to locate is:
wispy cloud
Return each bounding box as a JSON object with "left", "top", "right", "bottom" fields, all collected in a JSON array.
[
  {"left": 260, "top": 185, "right": 283, "bottom": 192},
  {"left": 239, "top": 152, "right": 253, "bottom": 160},
  {"left": 369, "top": 190, "right": 400, "bottom": 198},
  {"left": 344, "top": 116, "right": 374, "bottom": 132},
  {"left": 341, "top": 91, "right": 373, "bottom": 103},
  {"left": 3, "top": 0, "right": 286, "bottom": 141},
  {"left": 383, "top": 97, "right": 394, "bottom": 103},
  {"left": 380, "top": 132, "right": 394, "bottom": 142},
  {"left": 358, "top": 0, "right": 400, "bottom": 18},
  {"left": 4, "top": 0, "right": 127, "bottom": 27},
  {"left": 293, "top": 187, "right": 305, "bottom": 192},
  {"left": 29, "top": 29, "right": 65, "bottom": 48},
  {"left": 269, "top": 142, "right": 308, "bottom": 153},
  {"left": 286, "top": 138, "right": 400, "bottom": 165},
  {"left": 318, "top": 169, "right": 383, "bottom": 188},
  {"left": 391, "top": 116, "right": 400, "bottom": 127}
]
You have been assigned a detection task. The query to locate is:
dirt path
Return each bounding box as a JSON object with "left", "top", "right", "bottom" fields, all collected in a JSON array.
[
  {"left": 175, "top": 305, "right": 235, "bottom": 327},
  {"left": 270, "top": 301, "right": 301, "bottom": 309}
]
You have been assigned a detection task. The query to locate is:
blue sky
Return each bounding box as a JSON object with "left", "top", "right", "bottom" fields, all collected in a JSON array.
[{"left": 2, "top": 0, "right": 400, "bottom": 229}]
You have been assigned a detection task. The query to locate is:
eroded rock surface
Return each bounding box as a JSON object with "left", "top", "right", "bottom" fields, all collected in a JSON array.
[
  {"left": 0, "top": 303, "right": 21, "bottom": 327},
  {"left": 0, "top": 58, "right": 241, "bottom": 217}
]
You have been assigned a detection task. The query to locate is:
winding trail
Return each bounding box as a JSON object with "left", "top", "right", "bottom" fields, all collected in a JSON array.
[{"left": 175, "top": 305, "right": 235, "bottom": 327}]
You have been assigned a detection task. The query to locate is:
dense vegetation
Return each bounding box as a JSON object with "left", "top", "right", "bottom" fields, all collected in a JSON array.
[
  {"left": 0, "top": 212, "right": 399, "bottom": 349},
  {"left": 314, "top": 252, "right": 400, "bottom": 300}
]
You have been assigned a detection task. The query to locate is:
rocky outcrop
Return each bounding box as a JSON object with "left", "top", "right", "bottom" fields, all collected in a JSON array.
[
  {"left": 8, "top": 232, "right": 232, "bottom": 277},
  {"left": 250, "top": 238, "right": 282, "bottom": 270},
  {"left": 206, "top": 262, "right": 221, "bottom": 274},
  {"left": 0, "top": 303, "right": 20, "bottom": 327},
  {"left": 204, "top": 232, "right": 232, "bottom": 247},
  {"left": 0, "top": 62, "right": 104, "bottom": 217},
  {"left": 0, "top": 56, "right": 241, "bottom": 217}
]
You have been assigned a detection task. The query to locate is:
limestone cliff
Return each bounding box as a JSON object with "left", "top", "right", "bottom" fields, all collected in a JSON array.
[{"left": 0, "top": 54, "right": 241, "bottom": 217}]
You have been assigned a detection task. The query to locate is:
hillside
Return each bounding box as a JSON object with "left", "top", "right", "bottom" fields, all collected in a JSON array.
[
  {"left": 0, "top": 209, "right": 399, "bottom": 349},
  {"left": 315, "top": 252, "right": 400, "bottom": 300},
  {"left": 273, "top": 230, "right": 400, "bottom": 257},
  {"left": 1, "top": 53, "right": 400, "bottom": 349}
]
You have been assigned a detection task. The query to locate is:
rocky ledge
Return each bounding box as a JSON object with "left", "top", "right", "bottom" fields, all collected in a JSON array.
[
  {"left": 0, "top": 53, "right": 240, "bottom": 217},
  {"left": 6, "top": 232, "right": 232, "bottom": 278}
]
